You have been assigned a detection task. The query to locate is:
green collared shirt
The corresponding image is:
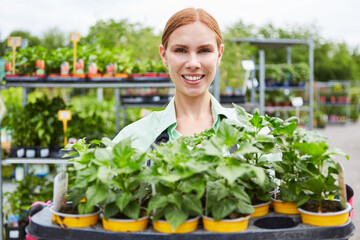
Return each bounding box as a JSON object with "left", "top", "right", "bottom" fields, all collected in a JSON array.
[{"left": 112, "top": 94, "right": 237, "bottom": 152}]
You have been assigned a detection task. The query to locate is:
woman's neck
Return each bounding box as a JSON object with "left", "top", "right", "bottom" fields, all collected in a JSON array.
[{"left": 174, "top": 92, "right": 214, "bottom": 136}]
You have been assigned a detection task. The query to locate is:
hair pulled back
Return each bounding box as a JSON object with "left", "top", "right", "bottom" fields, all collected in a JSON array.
[{"left": 161, "top": 8, "right": 223, "bottom": 50}]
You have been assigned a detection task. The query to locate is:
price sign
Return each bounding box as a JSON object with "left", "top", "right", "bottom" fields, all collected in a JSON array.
[
  {"left": 58, "top": 110, "right": 72, "bottom": 121},
  {"left": 58, "top": 110, "right": 72, "bottom": 146},
  {"left": 70, "top": 32, "right": 80, "bottom": 74},
  {"left": 8, "top": 37, "right": 22, "bottom": 47},
  {"left": 70, "top": 32, "right": 80, "bottom": 43},
  {"left": 7, "top": 37, "right": 22, "bottom": 74}
]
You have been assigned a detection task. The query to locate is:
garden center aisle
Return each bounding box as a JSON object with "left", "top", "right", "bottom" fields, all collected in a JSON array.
[{"left": 317, "top": 121, "right": 360, "bottom": 239}]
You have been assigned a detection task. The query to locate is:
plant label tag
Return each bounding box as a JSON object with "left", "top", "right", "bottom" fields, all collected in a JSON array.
[
  {"left": 7, "top": 37, "right": 22, "bottom": 47},
  {"left": 16, "top": 148, "right": 24, "bottom": 158},
  {"left": 58, "top": 110, "right": 72, "bottom": 121},
  {"left": 53, "top": 172, "right": 68, "bottom": 211},
  {"left": 9, "top": 230, "right": 19, "bottom": 238},
  {"left": 40, "top": 148, "right": 50, "bottom": 157}
]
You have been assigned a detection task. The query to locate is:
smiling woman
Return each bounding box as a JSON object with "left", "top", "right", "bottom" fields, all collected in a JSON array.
[{"left": 112, "top": 8, "right": 238, "bottom": 151}]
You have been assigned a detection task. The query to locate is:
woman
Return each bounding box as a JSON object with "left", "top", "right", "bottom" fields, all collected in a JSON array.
[{"left": 113, "top": 8, "right": 237, "bottom": 151}]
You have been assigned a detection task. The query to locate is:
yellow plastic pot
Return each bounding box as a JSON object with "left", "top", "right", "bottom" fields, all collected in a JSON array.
[
  {"left": 50, "top": 205, "right": 100, "bottom": 228},
  {"left": 102, "top": 215, "right": 149, "bottom": 232},
  {"left": 272, "top": 198, "right": 300, "bottom": 214},
  {"left": 202, "top": 215, "right": 251, "bottom": 233},
  {"left": 153, "top": 216, "right": 199, "bottom": 233},
  {"left": 251, "top": 201, "right": 270, "bottom": 218},
  {"left": 298, "top": 202, "right": 351, "bottom": 226}
]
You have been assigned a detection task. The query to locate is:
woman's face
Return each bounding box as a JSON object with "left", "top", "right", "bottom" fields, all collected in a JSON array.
[{"left": 159, "top": 21, "right": 224, "bottom": 98}]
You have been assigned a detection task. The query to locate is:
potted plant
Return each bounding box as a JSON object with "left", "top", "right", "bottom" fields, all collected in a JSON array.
[
  {"left": 143, "top": 137, "right": 208, "bottom": 233},
  {"left": 224, "top": 106, "right": 278, "bottom": 217},
  {"left": 294, "top": 139, "right": 351, "bottom": 226},
  {"left": 97, "top": 137, "right": 150, "bottom": 232},
  {"left": 293, "top": 62, "right": 310, "bottom": 87},
  {"left": 3, "top": 175, "right": 53, "bottom": 240},
  {"left": 265, "top": 115, "right": 306, "bottom": 214},
  {"left": 198, "top": 120, "right": 273, "bottom": 232},
  {"left": 50, "top": 138, "right": 103, "bottom": 228}
]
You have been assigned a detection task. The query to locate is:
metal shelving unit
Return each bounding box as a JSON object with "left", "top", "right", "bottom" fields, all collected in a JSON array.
[
  {"left": 230, "top": 38, "right": 314, "bottom": 130},
  {"left": 316, "top": 81, "right": 351, "bottom": 124}
]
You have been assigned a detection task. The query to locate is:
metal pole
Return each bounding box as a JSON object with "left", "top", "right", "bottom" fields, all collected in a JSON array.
[
  {"left": 259, "top": 50, "right": 265, "bottom": 116},
  {"left": 308, "top": 38, "right": 314, "bottom": 130},
  {"left": 251, "top": 55, "right": 256, "bottom": 104},
  {"left": 97, "top": 88, "right": 103, "bottom": 102},
  {"left": 213, "top": 67, "right": 220, "bottom": 101},
  {"left": 115, "top": 88, "right": 120, "bottom": 133},
  {"left": 287, "top": 47, "right": 292, "bottom": 65}
]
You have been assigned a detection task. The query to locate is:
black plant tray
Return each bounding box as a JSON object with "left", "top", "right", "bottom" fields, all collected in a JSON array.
[
  {"left": 87, "top": 77, "right": 129, "bottom": 82},
  {"left": 220, "top": 95, "right": 246, "bottom": 104},
  {"left": 121, "top": 95, "right": 172, "bottom": 105},
  {"left": 46, "top": 76, "right": 86, "bottom": 82},
  {"left": 131, "top": 77, "right": 170, "bottom": 82},
  {"left": 4, "top": 76, "right": 46, "bottom": 82},
  {"left": 27, "top": 207, "right": 355, "bottom": 240}
]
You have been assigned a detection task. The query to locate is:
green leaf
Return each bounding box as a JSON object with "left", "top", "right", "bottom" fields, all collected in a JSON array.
[
  {"left": 164, "top": 206, "right": 188, "bottom": 231},
  {"left": 147, "top": 195, "right": 168, "bottom": 214},
  {"left": 183, "top": 195, "right": 203, "bottom": 215},
  {"left": 123, "top": 201, "right": 140, "bottom": 220},
  {"left": 216, "top": 164, "right": 250, "bottom": 185},
  {"left": 97, "top": 166, "right": 112, "bottom": 184},
  {"left": 78, "top": 202, "right": 94, "bottom": 214},
  {"left": 167, "top": 193, "right": 182, "bottom": 209},
  {"left": 94, "top": 148, "right": 113, "bottom": 163},
  {"left": 116, "top": 192, "right": 132, "bottom": 212},
  {"left": 86, "top": 184, "right": 107, "bottom": 207},
  {"left": 231, "top": 185, "right": 251, "bottom": 204},
  {"left": 235, "top": 199, "right": 254, "bottom": 214},
  {"left": 103, "top": 202, "right": 119, "bottom": 219},
  {"left": 212, "top": 198, "right": 236, "bottom": 221}
]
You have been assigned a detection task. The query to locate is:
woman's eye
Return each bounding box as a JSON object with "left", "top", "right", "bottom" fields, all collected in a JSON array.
[
  {"left": 175, "top": 48, "right": 186, "bottom": 53},
  {"left": 199, "top": 48, "right": 211, "bottom": 53}
]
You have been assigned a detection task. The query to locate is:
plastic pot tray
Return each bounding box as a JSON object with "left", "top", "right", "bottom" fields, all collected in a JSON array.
[{"left": 27, "top": 207, "right": 355, "bottom": 240}]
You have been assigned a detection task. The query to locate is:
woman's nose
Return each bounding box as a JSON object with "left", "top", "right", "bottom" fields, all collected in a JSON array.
[{"left": 185, "top": 52, "right": 201, "bottom": 69}]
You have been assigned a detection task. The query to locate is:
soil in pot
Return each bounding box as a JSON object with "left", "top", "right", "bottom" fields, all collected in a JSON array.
[
  {"left": 51, "top": 204, "right": 100, "bottom": 228},
  {"left": 301, "top": 200, "right": 343, "bottom": 213}
]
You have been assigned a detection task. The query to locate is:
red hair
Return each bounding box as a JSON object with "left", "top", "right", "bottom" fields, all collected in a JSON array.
[{"left": 162, "top": 8, "right": 223, "bottom": 50}]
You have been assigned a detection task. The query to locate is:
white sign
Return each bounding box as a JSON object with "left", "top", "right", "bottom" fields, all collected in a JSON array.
[{"left": 58, "top": 110, "right": 72, "bottom": 121}]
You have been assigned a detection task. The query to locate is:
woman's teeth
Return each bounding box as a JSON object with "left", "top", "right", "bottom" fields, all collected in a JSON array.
[{"left": 183, "top": 75, "right": 203, "bottom": 81}]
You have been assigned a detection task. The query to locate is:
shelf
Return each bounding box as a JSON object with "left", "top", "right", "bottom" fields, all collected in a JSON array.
[
  {"left": 318, "top": 103, "right": 349, "bottom": 107},
  {"left": 264, "top": 106, "right": 310, "bottom": 111},
  {"left": 5, "top": 82, "right": 175, "bottom": 89},
  {"left": 1, "top": 158, "right": 69, "bottom": 165},
  {"left": 255, "top": 86, "right": 306, "bottom": 91}
]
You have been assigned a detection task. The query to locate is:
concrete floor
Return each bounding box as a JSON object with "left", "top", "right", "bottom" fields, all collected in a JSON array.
[{"left": 317, "top": 121, "right": 360, "bottom": 240}]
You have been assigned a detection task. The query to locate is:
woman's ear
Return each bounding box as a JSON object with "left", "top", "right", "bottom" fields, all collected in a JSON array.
[
  {"left": 217, "top": 44, "right": 225, "bottom": 67},
  {"left": 159, "top": 44, "right": 168, "bottom": 67}
]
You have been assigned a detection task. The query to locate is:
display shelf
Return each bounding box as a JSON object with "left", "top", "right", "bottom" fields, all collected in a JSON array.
[
  {"left": 1, "top": 158, "right": 69, "bottom": 165},
  {"left": 264, "top": 106, "right": 310, "bottom": 111},
  {"left": 5, "top": 82, "right": 175, "bottom": 89},
  {"left": 27, "top": 207, "right": 355, "bottom": 240},
  {"left": 230, "top": 38, "right": 314, "bottom": 129},
  {"left": 315, "top": 81, "right": 351, "bottom": 125},
  {"left": 255, "top": 86, "right": 307, "bottom": 91}
]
